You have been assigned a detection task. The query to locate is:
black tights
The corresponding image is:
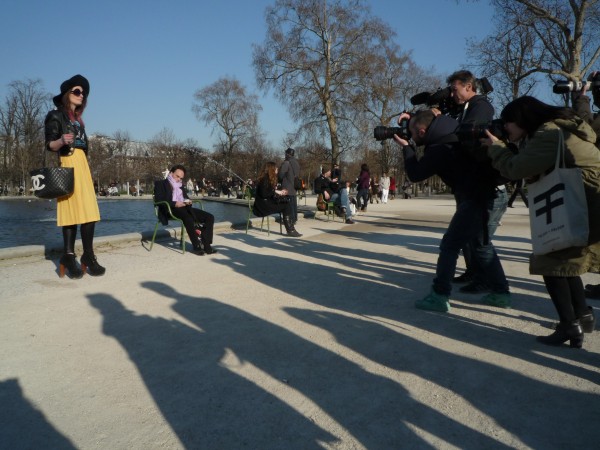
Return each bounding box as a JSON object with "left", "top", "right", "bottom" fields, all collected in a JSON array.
[
  {"left": 543, "top": 275, "right": 588, "bottom": 323},
  {"left": 62, "top": 222, "right": 96, "bottom": 255}
]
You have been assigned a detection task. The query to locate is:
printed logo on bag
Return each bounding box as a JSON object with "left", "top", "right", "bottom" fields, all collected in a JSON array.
[
  {"left": 31, "top": 174, "right": 46, "bottom": 191},
  {"left": 533, "top": 183, "right": 565, "bottom": 224}
]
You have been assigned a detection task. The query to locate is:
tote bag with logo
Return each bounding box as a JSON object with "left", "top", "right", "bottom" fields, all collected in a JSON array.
[{"left": 527, "top": 129, "right": 589, "bottom": 255}]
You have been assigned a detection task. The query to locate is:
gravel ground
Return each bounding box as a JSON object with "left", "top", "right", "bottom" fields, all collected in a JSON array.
[{"left": 1, "top": 196, "right": 599, "bottom": 450}]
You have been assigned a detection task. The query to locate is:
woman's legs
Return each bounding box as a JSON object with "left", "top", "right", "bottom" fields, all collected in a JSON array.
[
  {"left": 538, "top": 275, "right": 585, "bottom": 347},
  {"left": 62, "top": 225, "right": 77, "bottom": 254},
  {"left": 543, "top": 276, "right": 591, "bottom": 320},
  {"left": 59, "top": 225, "right": 83, "bottom": 278},
  {"left": 80, "top": 221, "right": 105, "bottom": 276}
]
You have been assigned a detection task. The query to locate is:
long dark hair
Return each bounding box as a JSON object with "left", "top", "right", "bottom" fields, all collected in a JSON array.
[
  {"left": 59, "top": 91, "right": 87, "bottom": 126},
  {"left": 258, "top": 162, "right": 278, "bottom": 187},
  {"left": 500, "top": 96, "right": 577, "bottom": 138}
]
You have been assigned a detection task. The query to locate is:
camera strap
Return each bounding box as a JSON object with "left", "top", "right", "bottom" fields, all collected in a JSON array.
[{"left": 460, "top": 102, "right": 470, "bottom": 122}]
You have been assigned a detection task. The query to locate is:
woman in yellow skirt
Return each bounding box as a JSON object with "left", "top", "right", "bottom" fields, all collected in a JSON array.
[{"left": 45, "top": 74, "right": 105, "bottom": 278}]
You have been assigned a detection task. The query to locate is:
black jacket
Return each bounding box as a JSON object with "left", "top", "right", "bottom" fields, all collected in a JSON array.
[
  {"left": 457, "top": 94, "right": 494, "bottom": 124},
  {"left": 252, "top": 177, "right": 289, "bottom": 216},
  {"left": 573, "top": 94, "right": 600, "bottom": 147},
  {"left": 313, "top": 174, "right": 336, "bottom": 198},
  {"left": 402, "top": 115, "right": 483, "bottom": 196},
  {"left": 44, "top": 110, "right": 89, "bottom": 156},
  {"left": 154, "top": 178, "right": 191, "bottom": 225}
]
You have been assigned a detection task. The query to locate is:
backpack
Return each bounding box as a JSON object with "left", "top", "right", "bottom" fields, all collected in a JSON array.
[{"left": 316, "top": 193, "right": 327, "bottom": 211}]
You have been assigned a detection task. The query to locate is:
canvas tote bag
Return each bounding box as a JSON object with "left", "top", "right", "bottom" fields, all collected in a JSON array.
[{"left": 528, "top": 129, "right": 589, "bottom": 255}]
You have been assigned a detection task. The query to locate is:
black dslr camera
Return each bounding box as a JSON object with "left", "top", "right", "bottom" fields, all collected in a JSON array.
[
  {"left": 455, "top": 119, "right": 506, "bottom": 142},
  {"left": 553, "top": 72, "right": 600, "bottom": 94},
  {"left": 373, "top": 117, "right": 410, "bottom": 141}
]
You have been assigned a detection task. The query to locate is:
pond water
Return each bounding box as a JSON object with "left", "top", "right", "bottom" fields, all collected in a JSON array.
[{"left": 0, "top": 198, "right": 248, "bottom": 249}]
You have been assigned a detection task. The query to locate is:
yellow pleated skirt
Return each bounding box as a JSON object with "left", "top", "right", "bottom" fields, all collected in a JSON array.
[{"left": 57, "top": 148, "right": 101, "bottom": 226}]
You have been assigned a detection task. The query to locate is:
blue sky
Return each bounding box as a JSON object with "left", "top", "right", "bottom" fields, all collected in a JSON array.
[{"left": 1, "top": 0, "right": 496, "bottom": 149}]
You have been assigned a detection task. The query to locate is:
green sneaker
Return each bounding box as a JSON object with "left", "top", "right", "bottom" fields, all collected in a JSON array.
[
  {"left": 481, "top": 292, "right": 511, "bottom": 309},
  {"left": 415, "top": 291, "right": 451, "bottom": 312}
]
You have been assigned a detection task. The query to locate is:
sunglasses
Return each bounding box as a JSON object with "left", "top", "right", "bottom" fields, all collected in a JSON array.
[{"left": 70, "top": 89, "right": 85, "bottom": 97}]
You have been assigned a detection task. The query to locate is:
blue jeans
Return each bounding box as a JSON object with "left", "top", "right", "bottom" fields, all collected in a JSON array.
[
  {"left": 433, "top": 194, "right": 509, "bottom": 296},
  {"left": 357, "top": 188, "right": 369, "bottom": 210},
  {"left": 330, "top": 188, "right": 352, "bottom": 219},
  {"left": 463, "top": 189, "right": 509, "bottom": 289}
]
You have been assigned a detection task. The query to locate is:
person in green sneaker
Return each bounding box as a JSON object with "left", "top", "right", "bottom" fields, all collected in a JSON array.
[{"left": 394, "top": 110, "right": 511, "bottom": 313}]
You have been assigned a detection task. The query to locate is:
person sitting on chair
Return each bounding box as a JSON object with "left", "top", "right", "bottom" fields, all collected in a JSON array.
[
  {"left": 313, "top": 166, "right": 355, "bottom": 224},
  {"left": 154, "top": 165, "right": 217, "bottom": 255},
  {"left": 253, "top": 162, "right": 302, "bottom": 237}
]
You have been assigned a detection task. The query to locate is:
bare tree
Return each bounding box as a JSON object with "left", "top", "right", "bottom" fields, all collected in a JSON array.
[
  {"left": 352, "top": 40, "right": 445, "bottom": 175},
  {"left": 146, "top": 128, "right": 181, "bottom": 177},
  {"left": 0, "top": 79, "right": 50, "bottom": 192},
  {"left": 467, "top": 20, "right": 542, "bottom": 104},
  {"left": 473, "top": 0, "right": 600, "bottom": 104},
  {"left": 252, "top": 0, "right": 395, "bottom": 165},
  {"left": 192, "top": 77, "right": 262, "bottom": 172}
]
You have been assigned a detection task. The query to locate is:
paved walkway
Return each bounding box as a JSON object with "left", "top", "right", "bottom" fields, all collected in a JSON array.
[{"left": 1, "top": 196, "right": 599, "bottom": 449}]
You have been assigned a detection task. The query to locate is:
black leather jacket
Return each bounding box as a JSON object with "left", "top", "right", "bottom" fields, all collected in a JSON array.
[{"left": 44, "top": 109, "right": 89, "bottom": 156}]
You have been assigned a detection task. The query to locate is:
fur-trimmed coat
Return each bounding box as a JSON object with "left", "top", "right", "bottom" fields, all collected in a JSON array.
[{"left": 488, "top": 119, "right": 600, "bottom": 276}]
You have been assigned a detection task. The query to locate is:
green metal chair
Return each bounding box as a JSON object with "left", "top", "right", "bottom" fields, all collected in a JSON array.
[
  {"left": 150, "top": 199, "right": 204, "bottom": 254},
  {"left": 314, "top": 194, "right": 339, "bottom": 221},
  {"left": 246, "top": 197, "right": 282, "bottom": 236}
]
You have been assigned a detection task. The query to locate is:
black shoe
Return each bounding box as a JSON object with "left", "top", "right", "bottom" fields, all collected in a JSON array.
[
  {"left": 459, "top": 282, "right": 490, "bottom": 294},
  {"left": 537, "top": 320, "right": 583, "bottom": 348},
  {"left": 81, "top": 253, "right": 106, "bottom": 276},
  {"left": 345, "top": 218, "right": 355, "bottom": 224},
  {"left": 204, "top": 246, "right": 218, "bottom": 255},
  {"left": 59, "top": 254, "right": 83, "bottom": 279},
  {"left": 580, "top": 307, "right": 596, "bottom": 333},
  {"left": 452, "top": 273, "right": 473, "bottom": 284},
  {"left": 193, "top": 245, "right": 205, "bottom": 255}
]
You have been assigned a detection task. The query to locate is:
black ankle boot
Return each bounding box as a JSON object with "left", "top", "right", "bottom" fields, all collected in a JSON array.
[
  {"left": 537, "top": 320, "right": 583, "bottom": 348},
  {"left": 580, "top": 307, "right": 595, "bottom": 333},
  {"left": 552, "top": 307, "right": 595, "bottom": 334},
  {"left": 59, "top": 254, "right": 83, "bottom": 279},
  {"left": 81, "top": 253, "right": 106, "bottom": 276},
  {"left": 283, "top": 215, "right": 302, "bottom": 237}
]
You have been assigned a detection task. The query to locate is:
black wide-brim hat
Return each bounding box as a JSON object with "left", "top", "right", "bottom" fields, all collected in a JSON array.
[{"left": 52, "top": 74, "right": 90, "bottom": 107}]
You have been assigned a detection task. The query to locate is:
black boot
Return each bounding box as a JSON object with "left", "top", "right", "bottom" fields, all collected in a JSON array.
[
  {"left": 580, "top": 307, "right": 595, "bottom": 333},
  {"left": 283, "top": 214, "right": 302, "bottom": 237},
  {"left": 59, "top": 254, "right": 83, "bottom": 279},
  {"left": 537, "top": 320, "right": 583, "bottom": 348},
  {"left": 81, "top": 253, "right": 106, "bottom": 276}
]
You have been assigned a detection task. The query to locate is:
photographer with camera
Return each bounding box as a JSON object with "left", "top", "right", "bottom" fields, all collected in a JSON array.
[
  {"left": 393, "top": 110, "right": 511, "bottom": 312},
  {"left": 483, "top": 96, "right": 600, "bottom": 347},
  {"left": 447, "top": 70, "right": 511, "bottom": 297},
  {"left": 571, "top": 71, "right": 600, "bottom": 146},
  {"left": 571, "top": 71, "right": 600, "bottom": 299}
]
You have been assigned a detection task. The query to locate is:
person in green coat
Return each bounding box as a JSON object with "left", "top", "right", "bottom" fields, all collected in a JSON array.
[{"left": 482, "top": 96, "right": 600, "bottom": 349}]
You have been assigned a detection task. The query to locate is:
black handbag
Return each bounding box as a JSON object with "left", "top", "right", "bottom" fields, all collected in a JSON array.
[
  {"left": 273, "top": 193, "right": 290, "bottom": 204},
  {"left": 294, "top": 176, "right": 303, "bottom": 191},
  {"left": 30, "top": 160, "right": 74, "bottom": 199}
]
